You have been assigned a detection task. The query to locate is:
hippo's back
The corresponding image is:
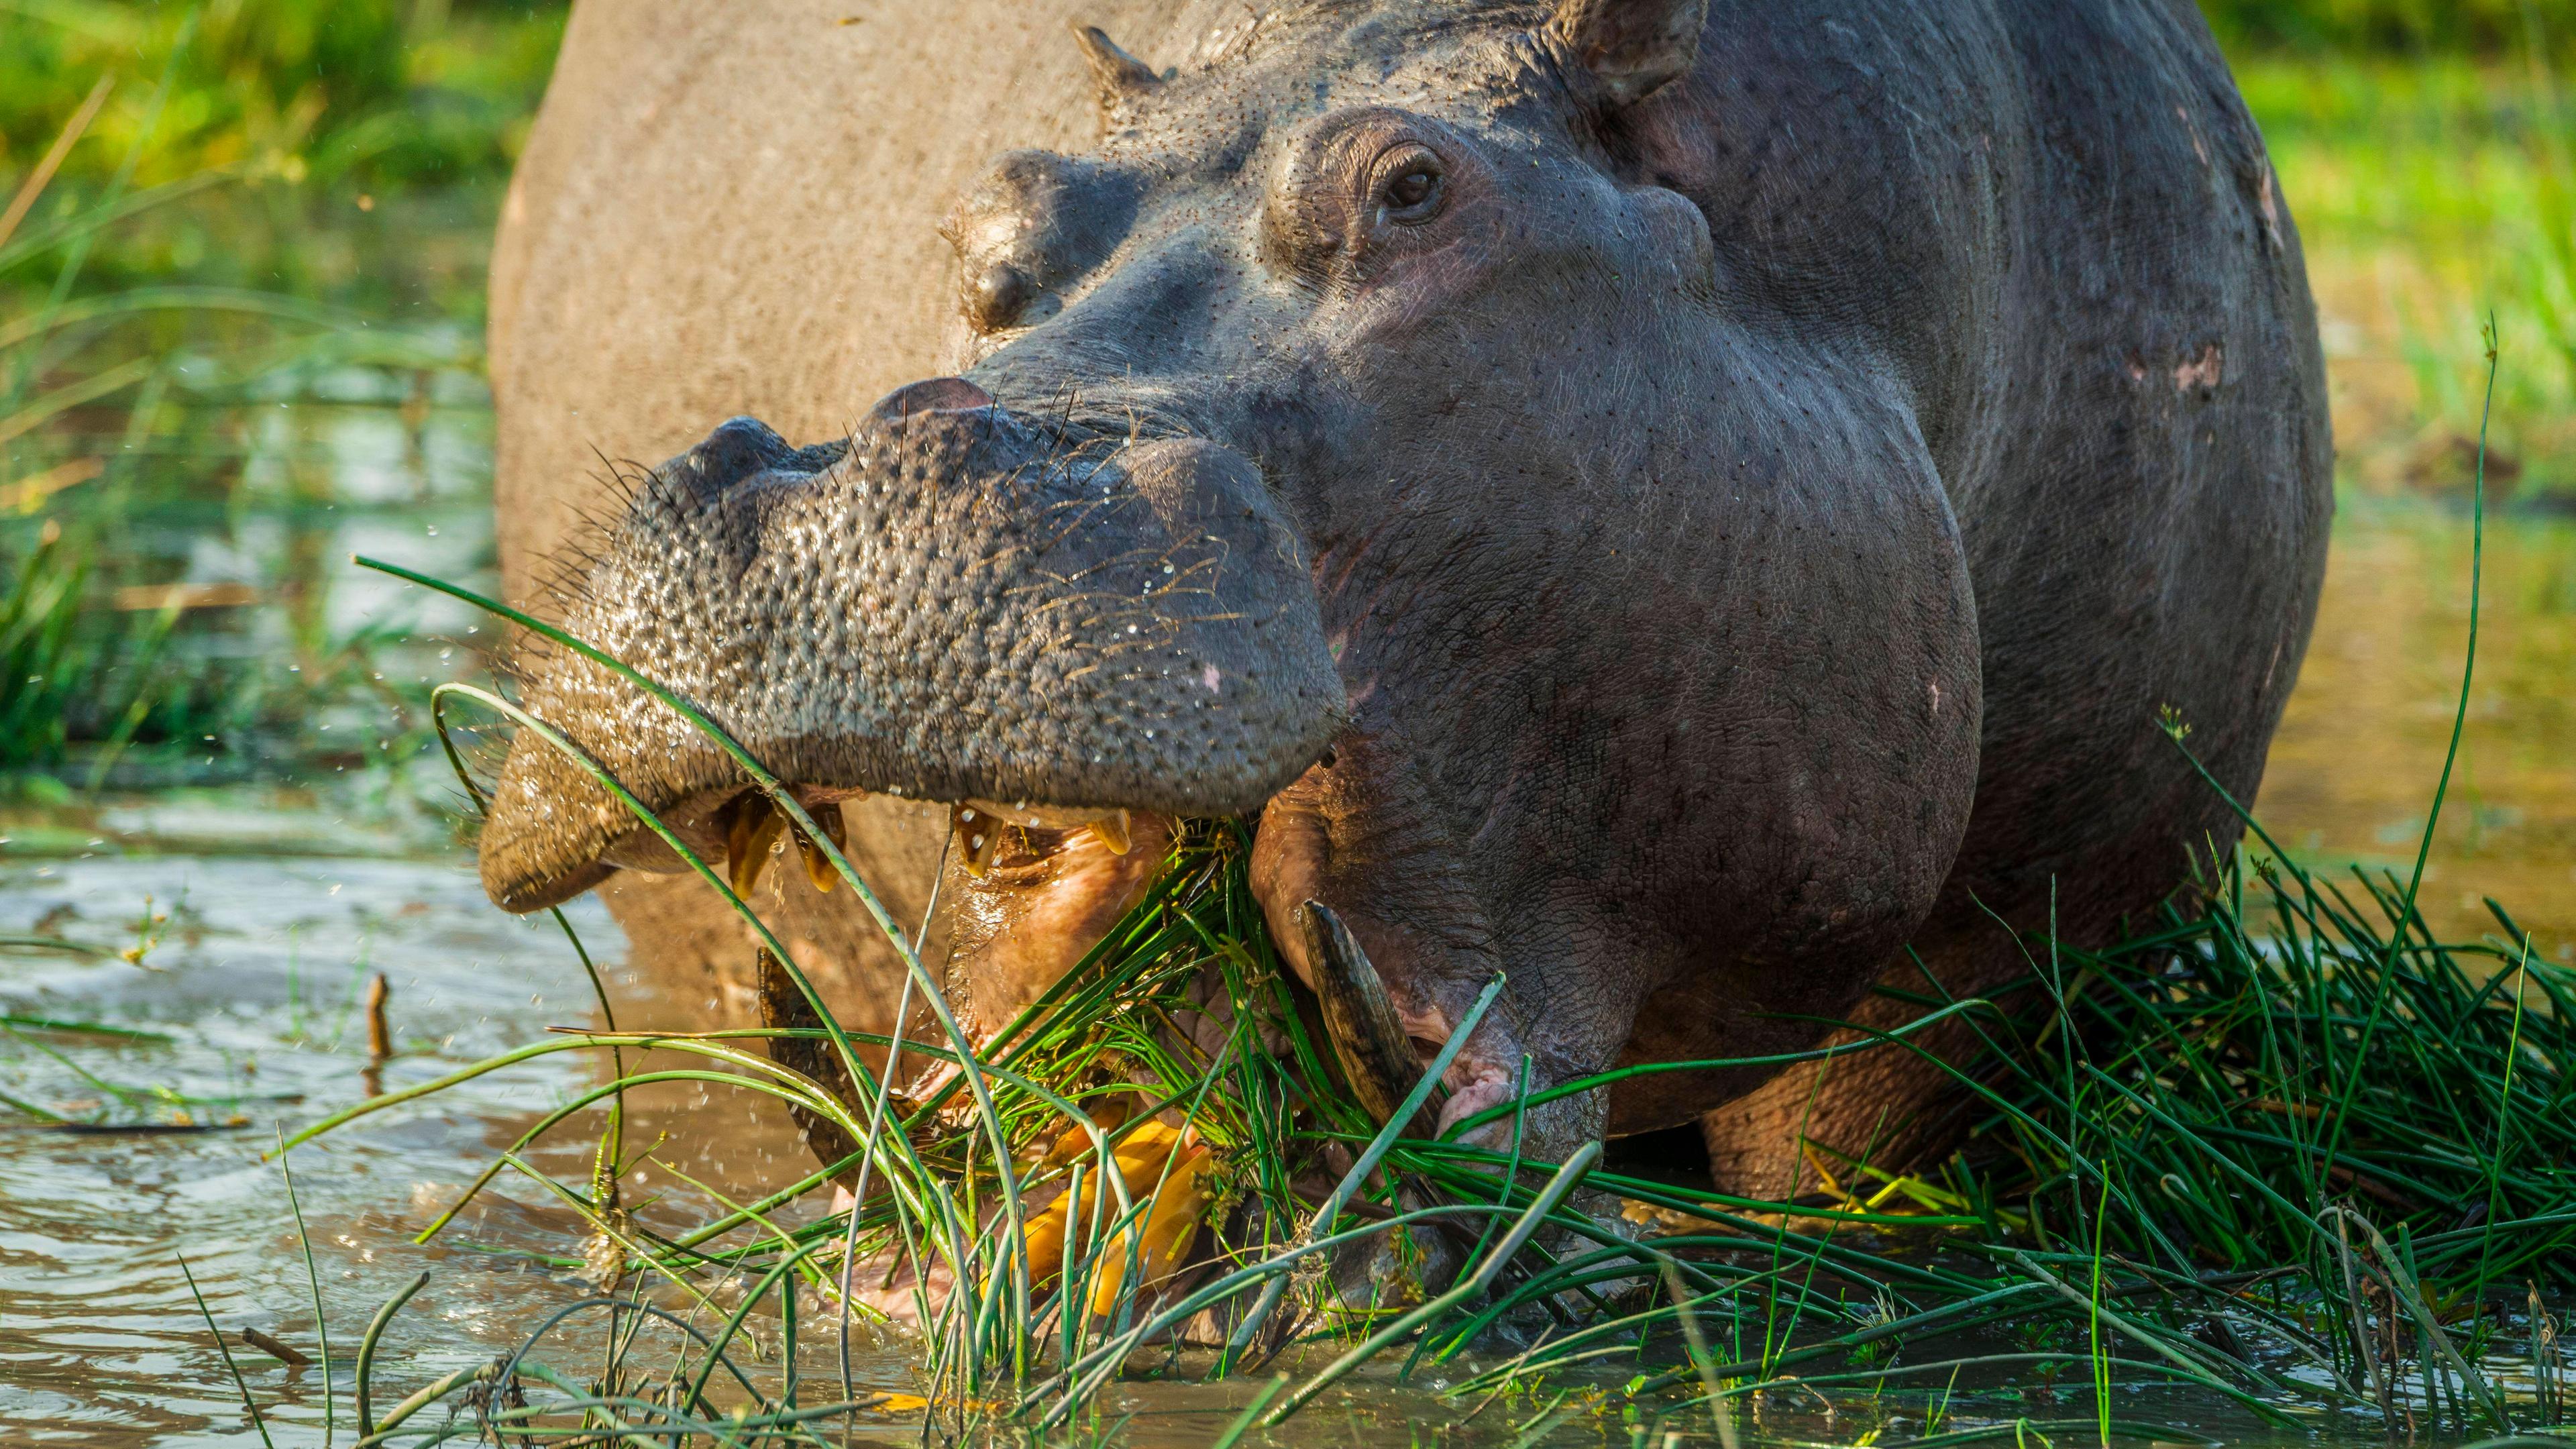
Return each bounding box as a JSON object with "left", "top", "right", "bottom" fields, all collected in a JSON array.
[{"left": 1945, "top": 0, "right": 2332, "bottom": 926}]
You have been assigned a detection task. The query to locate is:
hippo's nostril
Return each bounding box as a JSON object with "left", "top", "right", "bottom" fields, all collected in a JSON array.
[
  {"left": 667, "top": 416, "right": 794, "bottom": 499},
  {"left": 965, "top": 262, "right": 1036, "bottom": 333},
  {"left": 865, "top": 376, "right": 998, "bottom": 427}
]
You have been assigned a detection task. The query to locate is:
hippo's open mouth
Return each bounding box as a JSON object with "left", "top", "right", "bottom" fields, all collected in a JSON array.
[{"left": 475, "top": 384, "right": 1345, "bottom": 956}]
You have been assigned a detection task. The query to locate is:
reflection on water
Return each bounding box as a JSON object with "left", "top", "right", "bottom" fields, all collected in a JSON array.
[
  {"left": 0, "top": 853, "right": 612, "bottom": 1444},
  {"left": 0, "top": 865, "right": 1782, "bottom": 1448},
  {"left": 2261, "top": 498, "right": 2576, "bottom": 961},
  {"left": 0, "top": 853, "right": 2538, "bottom": 1446},
  {"left": 0, "top": 855, "right": 2383, "bottom": 1449},
  {"left": 0, "top": 848, "right": 1001, "bottom": 1447},
  {"left": 118, "top": 366, "right": 502, "bottom": 762}
]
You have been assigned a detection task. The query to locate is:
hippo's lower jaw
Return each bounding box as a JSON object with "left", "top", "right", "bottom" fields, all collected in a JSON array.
[{"left": 590, "top": 771, "right": 1468, "bottom": 1138}]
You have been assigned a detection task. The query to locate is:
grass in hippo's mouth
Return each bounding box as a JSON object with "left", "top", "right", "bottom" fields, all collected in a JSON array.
[{"left": 250, "top": 352, "right": 2571, "bottom": 1444}]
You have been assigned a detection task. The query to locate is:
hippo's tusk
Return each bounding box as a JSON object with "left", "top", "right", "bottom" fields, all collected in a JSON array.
[
  {"left": 950, "top": 804, "right": 1006, "bottom": 877},
  {"left": 727, "top": 794, "right": 788, "bottom": 898},
  {"left": 1069, "top": 23, "right": 1161, "bottom": 113},
  {"left": 753, "top": 947, "right": 865, "bottom": 1184},
  {"left": 796, "top": 801, "right": 845, "bottom": 894},
  {"left": 1090, "top": 808, "right": 1133, "bottom": 856},
  {"left": 1297, "top": 900, "right": 1443, "bottom": 1136}
]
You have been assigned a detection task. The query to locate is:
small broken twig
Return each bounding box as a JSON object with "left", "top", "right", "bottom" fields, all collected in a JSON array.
[
  {"left": 364, "top": 973, "right": 392, "bottom": 1061},
  {"left": 241, "top": 1326, "right": 313, "bottom": 1366}
]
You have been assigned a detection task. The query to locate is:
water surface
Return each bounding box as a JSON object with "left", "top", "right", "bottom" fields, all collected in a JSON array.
[{"left": 2263, "top": 497, "right": 2576, "bottom": 960}]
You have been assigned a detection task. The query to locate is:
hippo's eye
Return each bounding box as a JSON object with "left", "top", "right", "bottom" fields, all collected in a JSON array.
[
  {"left": 1385, "top": 168, "right": 1436, "bottom": 209},
  {"left": 1371, "top": 146, "right": 1445, "bottom": 225}
]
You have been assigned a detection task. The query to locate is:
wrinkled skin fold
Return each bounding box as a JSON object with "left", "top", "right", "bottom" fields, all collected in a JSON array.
[{"left": 483, "top": 0, "right": 2329, "bottom": 1191}]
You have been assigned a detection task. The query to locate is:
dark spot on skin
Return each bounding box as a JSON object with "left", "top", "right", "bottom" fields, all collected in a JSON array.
[{"left": 969, "top": 263, "right": 1036, "bottom": 333}]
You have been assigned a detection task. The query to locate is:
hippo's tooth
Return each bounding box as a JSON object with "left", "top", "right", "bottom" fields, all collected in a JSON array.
[
  {"left": 798, "top": 802, "right": 846, "bottom": 894},
  {"left": 727, "top": 795, "right": 788, "bottom": 898},
  {"left": 1089, "top": 808, "right": 1133, "bottom": 856},
  {"left": 1298, "top": 900, "right": 1444, "bottom": 1136},
  {"left": 796, "top": 834, "right": 830, "bottom": 893},
  {"left": 951, "top": 804, "right": 1004, "bottom": 878}
]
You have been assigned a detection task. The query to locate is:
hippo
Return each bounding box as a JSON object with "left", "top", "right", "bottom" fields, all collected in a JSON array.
[{"left": 479, "top": 0, "right": 2329, "bottom": 1191}]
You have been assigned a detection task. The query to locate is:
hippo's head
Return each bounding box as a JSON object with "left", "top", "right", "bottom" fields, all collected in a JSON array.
[{"left": 480, "top": 0, "right": 1984, "bottom": 1157}]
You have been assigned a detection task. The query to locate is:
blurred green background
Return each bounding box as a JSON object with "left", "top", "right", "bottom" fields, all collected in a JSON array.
[
  {"left": 1, "top": 0, "right": 561, "bottom": 800},
  {"left": 0, "top": 0, "right": 2570, "bottom": 949}
]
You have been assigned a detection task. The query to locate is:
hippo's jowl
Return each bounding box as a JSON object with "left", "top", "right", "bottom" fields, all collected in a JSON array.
[{"left": 481, "top": 0, "right": 2329, "bottom": 1189}]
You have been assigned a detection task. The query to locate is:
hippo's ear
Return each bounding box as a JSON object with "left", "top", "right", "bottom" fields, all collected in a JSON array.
[
  {"left": 1544, "top": 0, "right": 1711, "bottom": 107},
  {"left": 1070, "top": 23, "right": 1161, "bottom": 118}
]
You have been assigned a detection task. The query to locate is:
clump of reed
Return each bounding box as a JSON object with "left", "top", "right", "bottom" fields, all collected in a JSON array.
[{"left": 264, "top": 786, "right": 2576, "bottom": 1446}]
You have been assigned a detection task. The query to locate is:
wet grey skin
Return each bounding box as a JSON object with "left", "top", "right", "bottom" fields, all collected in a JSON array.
[{"left": 482, "top": 0, "right": 2329, "bottom": 1188}]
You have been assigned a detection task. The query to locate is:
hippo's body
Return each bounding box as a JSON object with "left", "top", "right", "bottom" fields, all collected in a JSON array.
[{"left": 487, "top": 0, "right": 2328, "bottom": 1188}]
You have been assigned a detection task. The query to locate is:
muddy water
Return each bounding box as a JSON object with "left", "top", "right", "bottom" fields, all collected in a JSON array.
[
  {"left": 0, "top": 857, "right": 2344, "bottom": 1449},
  {"left": 0, "top": 853, "right": 606, "bottom": 1442},
  {"left": 2261, "top": 497, "right": 2576, "bottom": 961}
]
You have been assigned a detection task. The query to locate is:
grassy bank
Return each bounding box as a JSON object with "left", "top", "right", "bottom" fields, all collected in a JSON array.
[
  {"left": 259, "top": 725, "right": 2576, "bottom": 1444},
  {"left": 2201, "top": 0, "right": 2571, "bottom": 56}
]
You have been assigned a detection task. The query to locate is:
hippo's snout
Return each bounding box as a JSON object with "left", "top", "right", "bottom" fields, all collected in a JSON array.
[{"left": 476, "top": 390, "right": 1344, "bottom": 915}]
